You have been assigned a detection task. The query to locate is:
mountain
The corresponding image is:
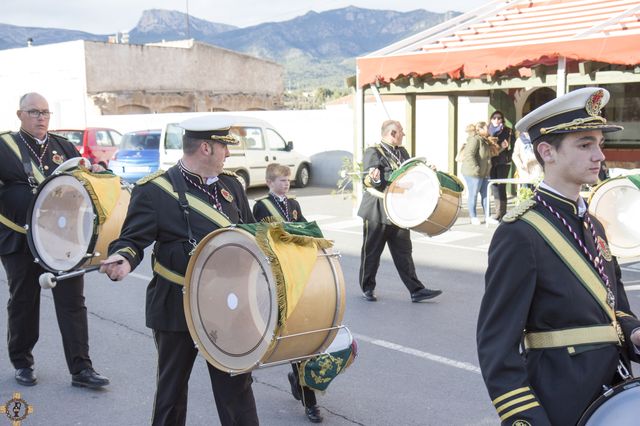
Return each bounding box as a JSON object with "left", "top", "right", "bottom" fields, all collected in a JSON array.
[
  {"left": 0, "top": 7, "right": 459, "bottom": 90},
  {"left": 129, "top": 9, "right": 236, "bottom": 44}
]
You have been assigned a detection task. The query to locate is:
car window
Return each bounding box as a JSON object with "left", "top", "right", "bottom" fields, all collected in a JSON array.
[
  {"left": 164, "top": 123, "right": 184, "bottom": 149},
  {"left": 95, "top": 130, "right": 113, "bottom": 147},
  {"left": 109, "top": 130, "right": 122, "bottom": 146},
  {"left": 53, "top": 131, "right": 83, "bottom": 146},
  {"left": 242, "top": 127, "right": 264, "bottom": 150},
  {"left": 265, "top": 128, "right": 287, "bottom": 151},
  {"left": 121, "top": 133, "right": 160, "bottom": 150}
]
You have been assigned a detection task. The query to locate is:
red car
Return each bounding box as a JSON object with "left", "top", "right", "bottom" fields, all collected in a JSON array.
[{"left": 50, "top": 128, "right": 122, "bottom": 167}]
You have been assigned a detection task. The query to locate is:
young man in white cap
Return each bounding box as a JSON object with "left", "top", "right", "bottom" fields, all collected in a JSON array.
[
  {"left": 101, "top": 116, "right": 258, "bottom": 425},
  {"left": 477, "top": 87, "right": 640, "bottom": 425}
]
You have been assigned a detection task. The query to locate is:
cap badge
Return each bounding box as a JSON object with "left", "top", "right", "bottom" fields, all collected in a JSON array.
[
  {"left": 586, "top": 89, "right": 605, "bottom": 117},
  {"left": 52, "top": 153, "right": 64, "bottom": 165},
  {"left": 220, "top": 188, "right": 234, "bottom": 203}
]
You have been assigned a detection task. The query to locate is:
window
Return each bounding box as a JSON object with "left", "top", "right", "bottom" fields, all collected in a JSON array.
[
  {"left": 164, "top": 124, "right": 184, "bottom": 149},
  {"left": 242, "top": 127, "right": 264, "bottom": 150},
  {"left": 265, "top": 128, "right": 288, "bottom": 151},
  {"left": 95, "top": 130, "right": 113, "bottom": 147},
  {"left": 109, "top": 130, "right": 122, "bottom": 146},
  {"left": 600, "top": 83, "right": 640, "bottom": 147}
]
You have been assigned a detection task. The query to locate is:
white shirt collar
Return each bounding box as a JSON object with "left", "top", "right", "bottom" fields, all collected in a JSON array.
[{"left": 270, "top": 192, "right": 286, "bottom": 202}]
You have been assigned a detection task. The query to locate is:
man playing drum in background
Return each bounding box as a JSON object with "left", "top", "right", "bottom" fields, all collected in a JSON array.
[
  {"left": 100, "top": 116, "right": 258, "bottom": 426},
  {"left": 477, "top": 87, "right": 640, "bottom": 425},
  {"left": 0, "top": 93, "right": 109, "bottom": 389},
  {"left": 358, "top": 119, "right": 442, "bottom": 303}
]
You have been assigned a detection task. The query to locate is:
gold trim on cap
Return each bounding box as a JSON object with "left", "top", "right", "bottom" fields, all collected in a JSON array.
[{"left": 539, "top": 116, "right": 607, "bottom": 135}]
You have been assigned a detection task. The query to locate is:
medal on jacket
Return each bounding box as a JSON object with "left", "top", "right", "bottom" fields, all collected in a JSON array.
[
  {"left": 220, "top": 188, "right": 233, "bottom": 203},
  {"left": 596, "top": 236, "right": 612, "bottom": 262},
  {"left": 52, "top": 151, "right": 64, "bottom": 165}
]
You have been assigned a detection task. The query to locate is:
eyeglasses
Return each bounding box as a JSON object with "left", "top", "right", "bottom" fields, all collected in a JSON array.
[{"left": 21, "top": 109, "right": 52, "bottom": 118}]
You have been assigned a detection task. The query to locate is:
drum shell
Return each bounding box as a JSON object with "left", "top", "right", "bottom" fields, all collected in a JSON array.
[
  {"left": 384, "top": 162, "right": 462, "bottom": 237},
  {"left": 184, "top": 228, "right": 345, "bottom": 373},
  {"left": 588, "top": 175, "right": 640, "bottom": 258},
  {"left": 577, "top": 377, "right": 640, "bottom": 425},
  {"left": 26, "top": 170, "right": 130, "bottom": 272}
]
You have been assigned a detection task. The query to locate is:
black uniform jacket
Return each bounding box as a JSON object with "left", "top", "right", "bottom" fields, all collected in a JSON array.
[
  {"left": 490, "top": 125, "right": 515, "bottom": 166},
  {"left": 0, "top": 131, "right": 80, "bottom": 256},
  {"left": 477, "top": 188, "right": 640, "bottom": 425},
  {"left": 252, "top": 193, "right": 306, "bottom": 223},
  {"left": 357, "top": 142, "right": 409, "bottom": 225},
  {"left": 108, "top": 165, "right": 254, "bottom": 331}
]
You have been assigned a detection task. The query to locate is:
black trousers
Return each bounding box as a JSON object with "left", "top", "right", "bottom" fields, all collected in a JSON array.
[
  {"left": 1, "top": 248, "right": 91, "bottom": 374},
  {"left": 291, "top": 363, "right": 317, "bottom": 407},
  {"left": 359, "top": 220, "right": 424, "bottom": 294},
  {"left": 151, "top": 330, "right": 258, "bottom": 426},
  {"left": 490, "top": 163, "right": 510, "bottom": 218}
]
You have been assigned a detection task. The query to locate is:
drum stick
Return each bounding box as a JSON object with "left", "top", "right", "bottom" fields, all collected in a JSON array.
[{"left": 39, "top": 259, "right": 124, "bottom": 289}]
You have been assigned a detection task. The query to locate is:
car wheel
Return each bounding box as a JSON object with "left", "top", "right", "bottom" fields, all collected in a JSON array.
[
  {"left": 294, "top": 164, "right": 310, "bottom": 188},
  {"left": 235, "top": 170, "right": 249, "bottom": 189}
]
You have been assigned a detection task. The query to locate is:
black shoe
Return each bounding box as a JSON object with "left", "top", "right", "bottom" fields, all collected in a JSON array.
[
  {"left": 288, "top": 372, "right": 302, "bottom": 401},
  {"left": 71, "top": 368, "right": 110, "bottom": 389},
  {"left": 411, "top": 288, "right": 442, "bottom": 302},
  {"left": 15, "top": 368, "right": 37, "bottom": 386},
  {"left": 305, "top": 405, "right": 323, "bottom": 423},
  {"left": 362, "top": 290, "right": 377, "bottom": 302}
]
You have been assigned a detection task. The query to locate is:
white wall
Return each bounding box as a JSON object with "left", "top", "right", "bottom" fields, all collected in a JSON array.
[{"left": 0, "top": 40, "right": 89, "bottom": 131}]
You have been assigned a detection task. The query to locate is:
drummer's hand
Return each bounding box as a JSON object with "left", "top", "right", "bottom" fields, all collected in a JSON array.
[
  {"left": 91, "top": 163, "right": 106, "bottom": 172},
  {"left": 100, "top": 254, "right": 131, "bottom": 281},
  {"left": 368, "top": 167, "right": 380, "bottom": 182},
  {"left": 631, "top": 329, "right": 640, "bottom": 346}
]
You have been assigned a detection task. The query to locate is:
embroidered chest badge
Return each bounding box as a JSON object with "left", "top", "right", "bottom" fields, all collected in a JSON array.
[
  {"left": 596, "top": 236, "right": 612, "bottom": 262},
  {"left": 220, "top": 188, "right": 233, "bottom": 203},
  {"left": 52, "top": 152, "right": 64, "bottom": 165},
  {"left": 292, "top": 210, "right": 298, "bottom": 220}
]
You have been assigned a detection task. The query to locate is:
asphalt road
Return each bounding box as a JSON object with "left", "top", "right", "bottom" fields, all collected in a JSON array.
[{"left": 1, "top": 186, "right": 640, "bottom": 425}]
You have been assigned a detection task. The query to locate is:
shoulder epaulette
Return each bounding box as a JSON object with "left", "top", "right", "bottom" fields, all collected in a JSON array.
[
  {"left": 0, "top": 130, "right": 10, "bottom": 136},
  {"left": 288, "top": 195, "right": 296, "bottom": 200},
  {"left": 255, "top": 195, "right": 268, "bottom": 201},
  {"left": 221, "top": 170, "right": 238, "bottom": 178},
  {"left": 502, "top": 198, "right": 537, "bottom": 223},
  {"left": 136, "top": 170, "right": 166, "bottom": 186}
]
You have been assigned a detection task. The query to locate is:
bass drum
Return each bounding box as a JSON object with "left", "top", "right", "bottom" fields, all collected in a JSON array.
[
  {"left": 184, "top": 227, "right": 346, "bottom": 374},
  {"left": 577, "top": 378, "right": 640, "bottom": 425},
  {"left": 27, "top": 168, "right": 130, "bottom": 272},
  {"left": 384, "top": 158, "right": 464, "bottom": 236},
  {"left": 588, "top": 175, "right": 640, "bottom": 258}
]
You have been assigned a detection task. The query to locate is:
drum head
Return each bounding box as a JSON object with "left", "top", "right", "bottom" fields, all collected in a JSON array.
[
  {"left": 589, "top": 177, "right": 640, "bottom": 258},
  {"left": 384, "top": 164, "right": 440, "bottom": 228},
  {"left": 324, "top": 327, "right": 353, "bottom": 354},
  {"left": 29, "top": 174, "right": 95, "bottom": 271},
  {"left": 579, "top": 378, "right": 640, "bottom": 425},
  {"left": 184, "top": 228, "right": 278, "bottom": 373}
]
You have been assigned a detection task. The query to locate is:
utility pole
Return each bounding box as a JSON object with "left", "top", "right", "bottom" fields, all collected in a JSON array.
[{"left": 186, "top": 0, "right": 191, "bottom": 38}]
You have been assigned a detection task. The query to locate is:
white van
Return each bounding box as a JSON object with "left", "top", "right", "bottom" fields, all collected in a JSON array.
[{"left": 159, "top": 115, "right": 311, "bottom": 188}]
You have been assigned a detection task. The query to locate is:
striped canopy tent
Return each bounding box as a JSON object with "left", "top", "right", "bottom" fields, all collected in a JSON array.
[{"left": 353, "top": 0, "right": 640, "bottom": 169}]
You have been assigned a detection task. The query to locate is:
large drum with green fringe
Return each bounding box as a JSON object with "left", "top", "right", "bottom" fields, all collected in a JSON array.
[
  {"left": 384, "top": 158, "right": 464, "bottom": 236},
  {"left": 588, "top": 174, "right": 640, "bottom": 258},
  {"left": 26, "top": 161, "right": 130, "bottom": 272},
  {"left": 183, "top": 223, "right": 345, "bottom": 373}
]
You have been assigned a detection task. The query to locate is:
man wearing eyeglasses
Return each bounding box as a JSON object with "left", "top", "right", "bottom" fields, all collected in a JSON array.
[{"left": 0, "top": 92, "right": 110, "bottom": 389}]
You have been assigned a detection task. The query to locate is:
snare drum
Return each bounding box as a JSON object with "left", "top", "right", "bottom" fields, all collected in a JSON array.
[
  {"left": 384, "top": 159, "right": 464, "bottom": 236},
  {"left": 577, "top": 378, "right": 640, "bottom": 425},
  {"left": 184, "top": 226, "right": 345, "bottom": 374},
  {"left": 27, "top": 168, "right": 130, "bottom": 272},
  {"left": 588, "top": 174, "right": 640, "bottom": 257}
]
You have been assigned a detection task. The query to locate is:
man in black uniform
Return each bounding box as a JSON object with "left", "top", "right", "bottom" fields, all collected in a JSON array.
[
  {"left": 101, "top": 116, "right": 259, "bottom": 426},
  {"left": 477, "top": 87, "right": 640, "bottom": 425},
  {"left": 357, "top": 119, "right": 442, "bottom": 302},
  {"left": 0, "top": 93, "right": 109, "bottom": 388}
]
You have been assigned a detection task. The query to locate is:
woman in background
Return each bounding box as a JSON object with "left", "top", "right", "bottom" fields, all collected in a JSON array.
[{"left": 461, "top": 122, "right": 492, "bottom": 225}]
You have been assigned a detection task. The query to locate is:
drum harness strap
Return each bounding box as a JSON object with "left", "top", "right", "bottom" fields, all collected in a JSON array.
[
  {"left": 0, "top": 133, "right": 45, "bottom": 235},
  {"left": 366, "top": 145, "right": 402, "bottom": 199},
  {"left": 149, "top": 168, "right": 232, "bottom": 286},
  {"left": 519, "top": 209, "right": 624, "bottom": 353},
  {"left": 259, "top": 198, "right": 286, "bottom": 221}
]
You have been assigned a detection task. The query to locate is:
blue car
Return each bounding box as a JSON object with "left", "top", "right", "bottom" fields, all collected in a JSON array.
[{"left": 110, "top": 130, "right": 161, "bottom": 183}]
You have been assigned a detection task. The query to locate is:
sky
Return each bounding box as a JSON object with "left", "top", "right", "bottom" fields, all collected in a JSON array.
[{"left": 2, "top": 0, "right": 489, "bottom": 34}]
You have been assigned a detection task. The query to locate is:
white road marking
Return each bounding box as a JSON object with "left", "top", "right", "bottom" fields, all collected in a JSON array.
[
  {"left": 129, "top": 272, "right": 152, "bottom": 281},
  {"left": 321, "top": 218, "right": 363, "bottom": 230},
  {"left": 415, "top": 230, "right": 482, "bottom": 244},
  {"left": 625, "top": 285, "right": 640, "bottom": 291},
  {"left": 305, "top": 214, "right": 335, "bottom": 222},
  {"left": 353, "top": 333, "right": 481, "bottom": 374}
]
